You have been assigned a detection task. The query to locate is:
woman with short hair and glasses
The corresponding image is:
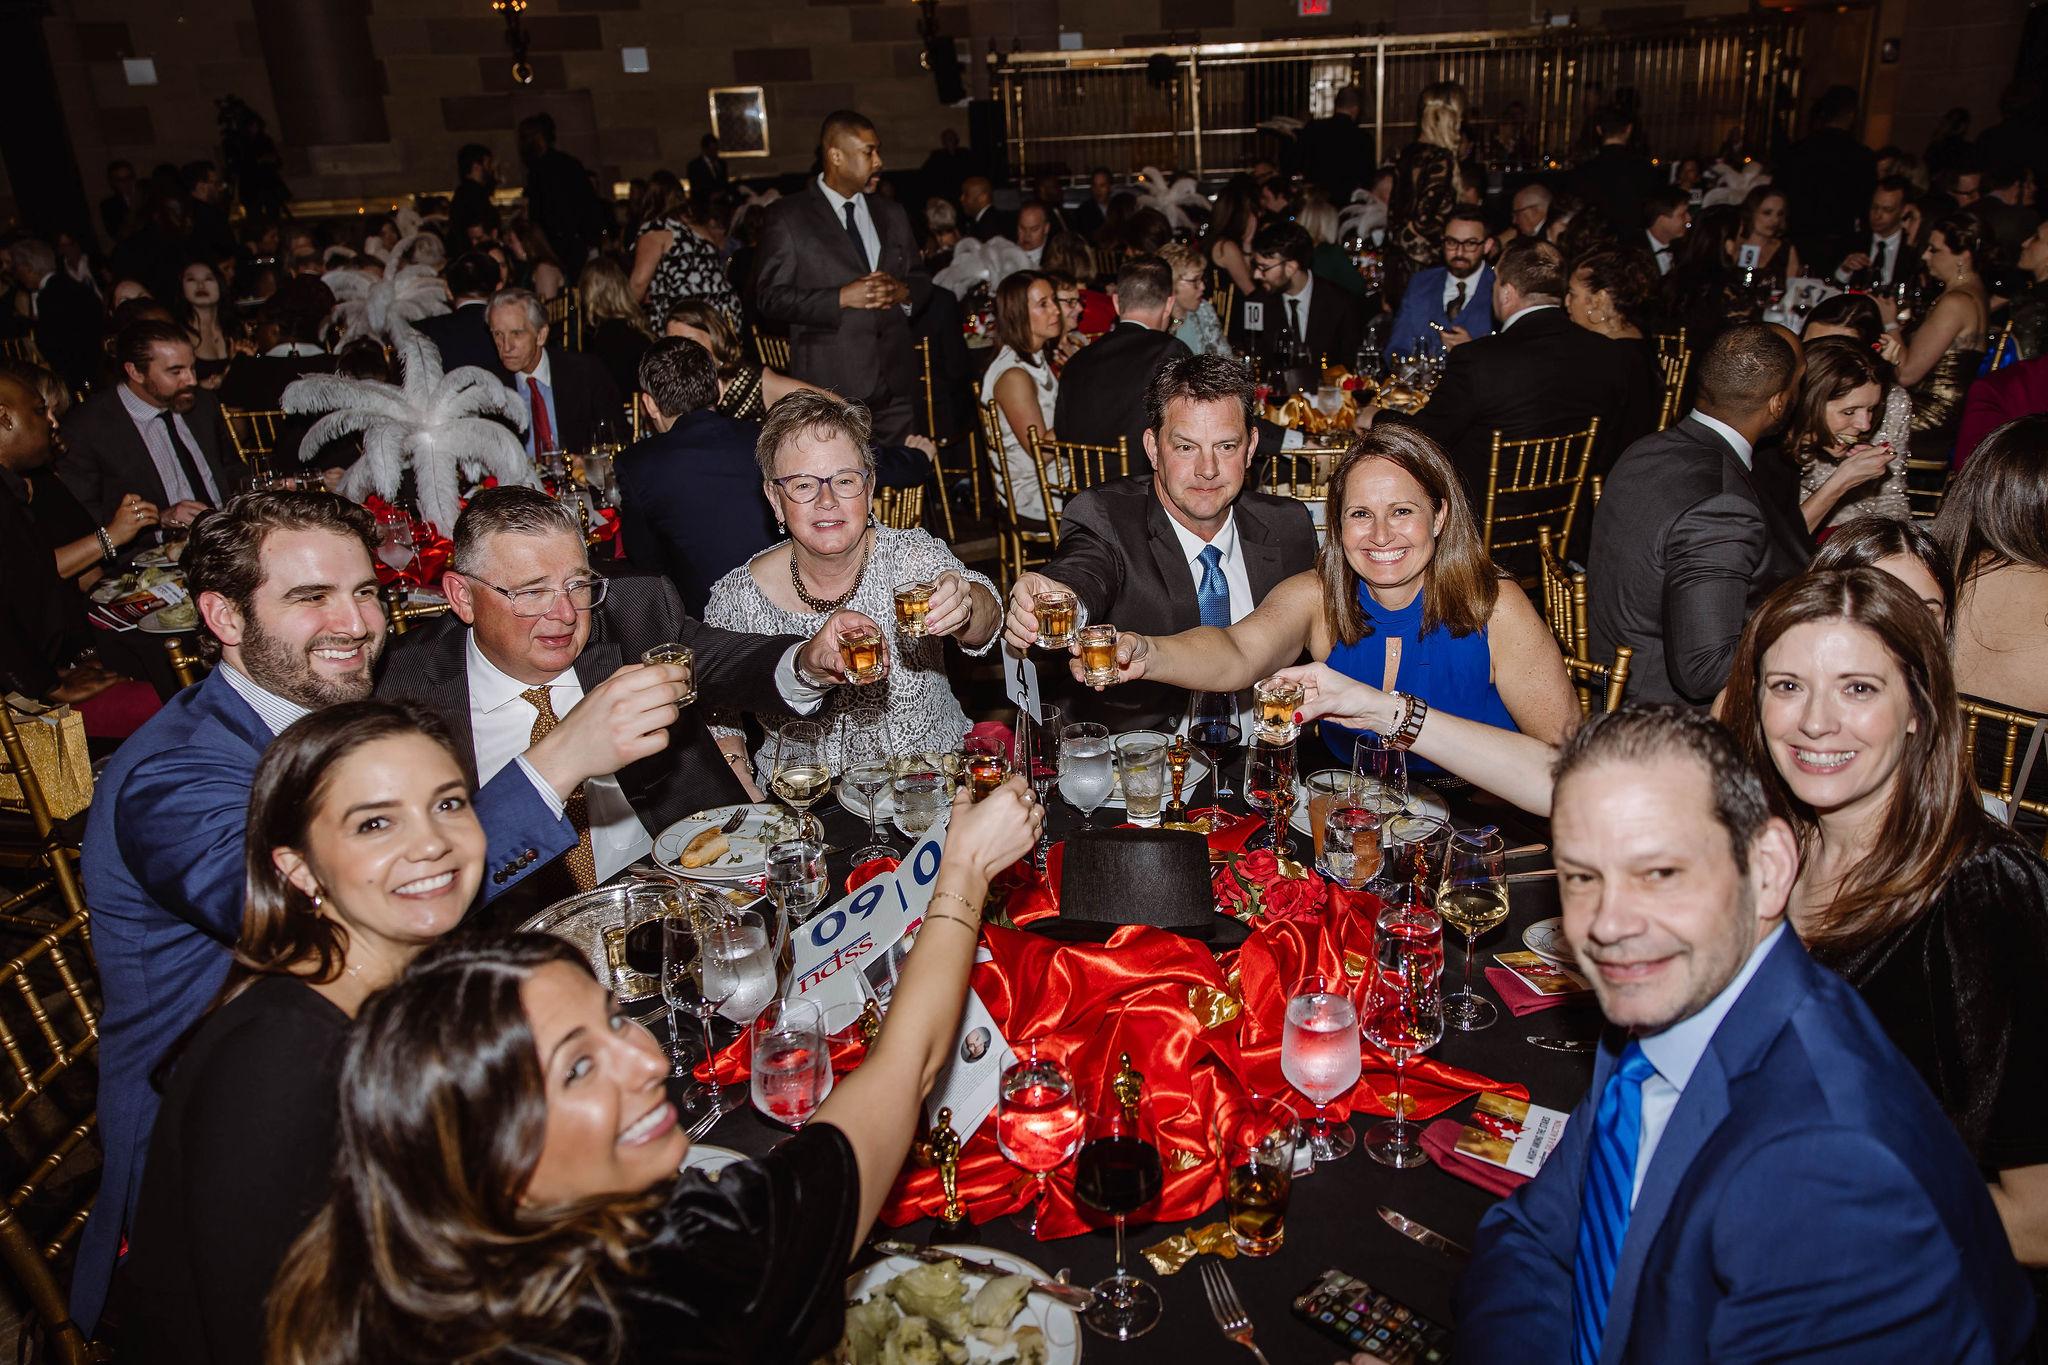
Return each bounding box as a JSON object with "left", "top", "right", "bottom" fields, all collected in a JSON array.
[{"left": 704, "top": 390, "right": 1000, "bottom": 780}]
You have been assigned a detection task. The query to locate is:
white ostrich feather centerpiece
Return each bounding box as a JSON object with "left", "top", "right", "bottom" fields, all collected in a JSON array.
[
  {"left": 323, "top": 264, "right": 452, "bottom": 348},
  {"left": 281, "top": 327, "right": 535, "bottom": 534}
]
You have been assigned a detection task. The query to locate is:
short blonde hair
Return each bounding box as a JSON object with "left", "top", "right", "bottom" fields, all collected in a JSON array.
[
  {"left": 755, "top": 390, "right": 876, "bottom": 482},
  {"left": 1157, "top": 240, "right": 1204, "bottom": 277}
]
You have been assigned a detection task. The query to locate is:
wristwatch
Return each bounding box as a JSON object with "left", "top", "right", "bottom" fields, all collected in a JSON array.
[{"left": 1386, "top": 691, "right": 1429, "bottom": 751}]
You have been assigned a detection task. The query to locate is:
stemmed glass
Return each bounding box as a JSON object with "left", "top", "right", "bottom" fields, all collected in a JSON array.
[
  {"left": 839, "top": 709, "right": 895, "bottom": 865},
  {"left": 1440, "top": 828, "right": 1508, "bottom": 1031},
  {"left": 765, "top": 838, "right": 828, "bottom": 952},
  {"left": 1243, "top": 738, "right": 1296, "bottom": 852},
  {"left": 1014, "top": 705, "right": 1061, "bottom": 867},
  {"left": 749, "top": 998, "right": 833, "bottom": 1129},
  {"left": 1057, "top": 722, "right": 1115, "bottom": 827},
  {"left": 1361, "top": 899, "right": 1446, "bottom": 1168},
  {"left": 1187, "top": 691, "right": 1240, "bottom": 803},
  {"left": 1281, "top": 970, "right": 1362, "bottom": 1163},
  {"left": 663, "top": 906, "right": 738, "bottom": 1126},
  {"left": 374, "top": 507, "right": 417, "bottom": 590},
  {"left": 770, "top": 719, "right": 829, "bottom": 839},
  {"left": 996, "top": 1043, "right": 1084, "bottom": 1236},
  {"left": 1353, "top": 732, "right": 1408, "bottom": 823},
  {"left": 1072, "top": 1096, "right": 1164, "bottom": 1340}
]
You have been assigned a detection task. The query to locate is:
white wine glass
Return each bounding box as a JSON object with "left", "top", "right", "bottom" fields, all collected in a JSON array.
[
  {"left": 770, "top": 719, "right": 829, "bottom": 840},
  {"left": 1440, "top": 827, "right": 1508, "bottom": 1031}
]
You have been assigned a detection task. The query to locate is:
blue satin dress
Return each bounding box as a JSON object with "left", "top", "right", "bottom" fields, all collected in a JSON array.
[{"left": 1319, "top": 585, "right": 1517, "bottom": 772}]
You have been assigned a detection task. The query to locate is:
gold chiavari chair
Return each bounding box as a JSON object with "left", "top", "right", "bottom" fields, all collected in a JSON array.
[
  {"left": 1213, "top": 281, "right": 1237, "bottom": 334},
  {"left": 1480, "top": 419, "right": 1598, "bottom": 578},
  {"left": 162, "top": 638, "right": 206, "bottom": 689},
  {"left": 1960, "top": 695, "right": 2048, "bottom": 854},
  {"left": 874, "top": 484, "right": 925, "bottom": 531},
  {"left": 1536, "top": 527, "right": 1579, "bottom": 654},
  {"left": 1028, "top": 432, "right": 1128, "bottom": 548},
  {"left": 913, "top": 339, "right": 965, "bottom": 538},
  {"left": 622, "top": 395, "right": 645, "bottom": 443},
  {"left": 543, "top": 290, "right": 583, "bottom": 350},
  {"left": 1903, "top": 457, "right": 1950, "bottom": 520},
  {"left": 386, "top": 596, "right": 455, "bottom": 635},
  {"left": 1264, "top": 447, "right": 1331, "bottom": 507},
  {"left": 220, "top": 407, "right": 286, "bottom": 480},
  {"left": 1653, "top": 330, "right": 1691, "bottom": 430},
  {"left": 1985, "top": 316, "right": 2019, "bottom": 373},
  {"left": 751, "top": 326, "right": 791, "bottom": 373},
  {"left": 978, "top": 400, "right": 1054, "bottom": 588},
  {"left": 1563, "top": 646, "right": 1633, "bottom": 717},
  {"left": 0, "top": 706, "right": 104, "bottom": 1362},
  {"left": 0, "top": 335, "right": 46, "bottom": 368}
]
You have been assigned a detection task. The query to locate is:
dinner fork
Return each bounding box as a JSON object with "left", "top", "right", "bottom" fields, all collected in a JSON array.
[{"left": 1199, "top": 1260, "right": 1272, "bottom": 1364}]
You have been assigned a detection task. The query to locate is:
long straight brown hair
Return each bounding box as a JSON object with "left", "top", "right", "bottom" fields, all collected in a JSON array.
[
  {"left": 1720, "top": 568, "right": 1989, "bottom": 955},
  {"left": 1319, "top": 427, "right": 1500, "bottom": 648}
]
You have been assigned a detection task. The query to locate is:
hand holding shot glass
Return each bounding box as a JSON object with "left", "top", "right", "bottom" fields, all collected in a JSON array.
[{"left": 639, "top": 643, "right": 697, "bottom": 709}]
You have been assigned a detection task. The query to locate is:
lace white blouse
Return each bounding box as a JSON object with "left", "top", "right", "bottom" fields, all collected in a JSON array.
[
  {"left": 705, "top": 526, "right": 998, "bottom": 780},
  {"left": 979, "top": 346, "right": 1059, "bottom": 523}
]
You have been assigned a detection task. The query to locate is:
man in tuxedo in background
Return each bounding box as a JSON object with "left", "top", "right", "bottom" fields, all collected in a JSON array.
[
  {"left": 959, "top": 176, "right": 1013, "bottom": 242},
  {"left": 1004, "top": 353, "right": 1317, "bottom": 733},
  {"left": 1587, "top": 324, "right": 1809, "bottom": 706},
  {"left": 1381, "top": 237, "right": 1650, "bottom": 497},
  {"left": 1643, "top": 187, "right": 1691, "bottom": 277},
  {"left": 11, "top": 238, "right": 104, "bottom": 392},
  {"left": 617, "top": 338, "right": 778, "bottom": 615},
  {"left": 1459, "top": 707, "right": 2031, "bottom": 1361},
  {"left": 1830, "top": 177, "right": 1919, "bottom": 290},
  {"left": 753, "top": 110, "right": 930, "bottom": 444},
  {"left": 380, "top": 487, "right": 875, "bottom": 920},
  {"left": 448, "top": 143, "right": 501, "bottom": 246},
  {"left": 686, "top": 133, "right": 730, "bottom": 210},
  {"left": 417, "top": 250, "right": 509, "bottom": 379},
  {"left": 1234, "top": 220, "right": 1366, "bottom": 366},
  {"left": 488, "top": 287, "right": 621, "bottom": 456},
  {"left": 1053, "top": 256, "right": 1191, "bottom": 462},
  {"left": 59, "top": 319, "right": 242, "bottom": 528},
  {"left": 1386, "top": 206, "right": 1495, "bottom": 355},
  {"left": 1571, "top": 106, "right": 1661, "bottom": 234},
  {"left": 1294, "top": 85, "right": 1375, "bottom": 206}
]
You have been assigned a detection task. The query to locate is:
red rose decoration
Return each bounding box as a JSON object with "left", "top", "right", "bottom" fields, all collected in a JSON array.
[
  {"left": 1341, "top": 376, "right": 1362, "bottom": 392},
  {"left": 1212, "top": 849, "right": 1328, "bottom": 925}
]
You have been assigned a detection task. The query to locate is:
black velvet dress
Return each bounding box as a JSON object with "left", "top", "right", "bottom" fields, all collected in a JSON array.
[{"left": 1815, "top": 828, "right": 2048, "bottom": 1342}]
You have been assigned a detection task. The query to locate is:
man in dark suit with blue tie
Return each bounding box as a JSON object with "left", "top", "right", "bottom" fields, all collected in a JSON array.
[
  {"left": 1457, "top": 707, "right": 2032, "bottom": 1363},
  {"left": 1385, "top": 206, "right": 1495, "bottom": 356},
  {"left": 617, "top": 337, "right": 779, "bottom": 615},
  {"left": 72, "top": 491, "right": 686, "bottom": 1332}
]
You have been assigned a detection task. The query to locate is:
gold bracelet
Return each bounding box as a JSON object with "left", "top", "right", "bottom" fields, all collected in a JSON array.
[
  {"left": 928, "top": 890, "right": 983, "bottom": 921},
  {"left": 922, "top": 911, "right": 981, "bottom": 934}
]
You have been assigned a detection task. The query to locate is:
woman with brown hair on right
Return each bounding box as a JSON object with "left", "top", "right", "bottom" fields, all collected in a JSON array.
[
  {"left": 662, "top": 297, "right": 828, "bottom": 422},
  {"left": 1782, "top": 335, "right": 1910, "bottom": 531},
  {"left": 111, "top": 699, "right": 485, "bottom": 1365},
  {"left": 1934, "top": 412, "right": 2048, "bottom": 715},
  {"left": 1719, "top": 567, "right": 2048, "bottom": 1302},
  {"left": 977, "top": 269, "right": 1063, "bottom": 524},
  {"left": 265, "top": 780, "right": 1041, "bottom": 1364}
]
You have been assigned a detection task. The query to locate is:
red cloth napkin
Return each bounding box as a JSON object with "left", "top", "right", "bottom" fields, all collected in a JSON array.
[
  {"left": 1420, "top": 1118, "right": 1528, "bottom": 1197},
  {"left": 1484, "top": 966, "right": 1595, "bottom": 1016}
]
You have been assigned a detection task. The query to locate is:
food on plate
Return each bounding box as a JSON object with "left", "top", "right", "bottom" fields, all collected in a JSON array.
[
  {"left": 836, "top": 1260, "right": 1048, "bottom": 1365},
  {"left": 676, "top": 826, "right": 730, "bottom": 869},
  {"left": 153, "top": 600, "right": 198, "bottom": 630}
]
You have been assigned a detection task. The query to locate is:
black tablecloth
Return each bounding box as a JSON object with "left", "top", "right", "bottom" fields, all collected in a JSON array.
[{"left": 674, "top": 752, "right": 1600, "bottom": 1358}]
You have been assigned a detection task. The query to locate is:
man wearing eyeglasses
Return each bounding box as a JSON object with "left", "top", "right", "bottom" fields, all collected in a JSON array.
[
  {"left": 1385, "top": 206, "right": 1495, "bottom": 358},
  {"left": 379, "top": 486, "right": 878, "bottom": 920}
]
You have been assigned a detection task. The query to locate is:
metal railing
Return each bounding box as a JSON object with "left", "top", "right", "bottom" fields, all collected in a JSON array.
[{"left": 995, "top": 15, "right": 1806, "bottom": 182}]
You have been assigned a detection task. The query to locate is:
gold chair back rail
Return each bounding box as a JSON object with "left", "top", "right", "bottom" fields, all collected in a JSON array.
[{"left": 1482, "top": 419, "right": 1598, "bottom": 567}]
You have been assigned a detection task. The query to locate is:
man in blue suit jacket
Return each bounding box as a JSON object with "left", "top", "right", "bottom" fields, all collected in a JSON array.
[
  {"left": 1457, "top": 707, "right": 2032, "bottom": 1364},
  {"left": 618, "top": 337, "right": 780, "bottom": 616},
  {"left": 72, "top": 491, "right": 685, "bottom": 1331},
  {"left": 1386, "top": 206, "right": 1494, "bottom": 357}
]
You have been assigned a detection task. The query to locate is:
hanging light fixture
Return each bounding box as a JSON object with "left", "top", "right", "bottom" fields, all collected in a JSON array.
[{"left": 492, "top": 0, "right": 534, "bottom": 85}]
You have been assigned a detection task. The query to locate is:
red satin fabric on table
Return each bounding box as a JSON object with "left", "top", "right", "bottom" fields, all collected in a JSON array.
[{"left": 696, "top": 836, "right": 1527, "bottom": 1240}]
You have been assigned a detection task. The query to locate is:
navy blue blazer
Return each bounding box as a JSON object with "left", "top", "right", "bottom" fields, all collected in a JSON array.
[
  {"left": 73, "top": 669, "right": 572, "bottom": 1331},
  {"left": 617, "top": 410, "right": 779, "bottom": 618},
  {"left": 1386, "top": 263, "right": 1493, "bottom": 357},
  {"left": 1455, "top": 930, "right": 2033, "bottom": 1363}
]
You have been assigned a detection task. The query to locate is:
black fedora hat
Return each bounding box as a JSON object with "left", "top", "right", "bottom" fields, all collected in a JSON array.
[{"left": 1033, "top": 827, "right": 1252, "bottom": 948}]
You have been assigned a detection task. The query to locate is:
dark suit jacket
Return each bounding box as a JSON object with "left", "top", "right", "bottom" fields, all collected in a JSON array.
[
  {"left": 1457, "top": 931, "right": 2033, "bottom": 1363},
  {"left": 1774, "top": 127, "right": 1878, "bottom": 263},
  {"left": 753, "top": 182, "right": 932, "bottom": 407},
  {"left": 416, "top": 302, "right": 509, "bottom": 380},
  {"left": 522, "top": 147, "right": 608, "bottom": 268},
  {"left": 686, "top": 154, "right": 730, "bottom": 203},
  {"left": 34, "top": 271, "right": 105, "bottom": 391},
  {"left": 1827, "top": 230, "right": 1921, "bottom": 291},
  {"left": 1293, "top": 114, "right": 1376, "bottom": 205},
  {"left": 1570, "top": 144, "right": 1664, "bottom": 234},
  {"left": 617, "top": 410, "right": 779, "bottom": 616},
  {"left": 1392, "top": 307, "right": 1652, "bottom": 499},
  {"left": 1231, "top": 279, "right": 1366, "bottom": 368},
  {"left": 56, "top": 386, "right": 244, "bottom": 522},
  {"left": 74, "top": 668, "right": 569, "bottom": 1331},
  {"left": 964, "top": 205, "right": 1014, "bottom": 243},
  {"left": 1052, "top": 322, "right": 1191, "bottom": 465},
  {"left": 1040, "top": 476, "right": 1318, "bottom": 731},
  {"left": 0, "top": 467, "right": 86, "bottom": 697},
  {"left": 1071, "top": 198, "right": 1110, "bottom": 241},
  {"left": 376, "top": 572, "right": 803, "bottom": 924},
  {"left": 509, "top": 346, "right": 622, "bottom": 454},
  {"left": 1587, "top": 416, "right": 1811, "bottom": 705}
]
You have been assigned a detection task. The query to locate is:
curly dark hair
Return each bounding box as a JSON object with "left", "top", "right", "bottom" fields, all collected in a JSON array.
[{"left": 1570, "top": 247, "right": 1659, "bottom": 329}]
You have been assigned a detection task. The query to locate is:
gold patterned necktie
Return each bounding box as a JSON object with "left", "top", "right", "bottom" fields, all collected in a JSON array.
[{"left": 522, "top": 686, "right": 597, "bottom": 891}]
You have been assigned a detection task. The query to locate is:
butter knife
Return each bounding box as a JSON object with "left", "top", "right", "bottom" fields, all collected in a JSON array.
[
  {"left": 868, "top": 1241, "right": 1096, "bottom": 1310},
  {"left": 1376, "top": 1206, "right": 1470, "bottom": 1262}
]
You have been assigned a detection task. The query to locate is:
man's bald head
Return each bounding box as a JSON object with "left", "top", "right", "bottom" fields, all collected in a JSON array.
[
  {"left": 0, "top": 371, "right": 53, "bottom": 472},
  {"left": 961, "top": 177, "right": 993, "bottom": 214}
]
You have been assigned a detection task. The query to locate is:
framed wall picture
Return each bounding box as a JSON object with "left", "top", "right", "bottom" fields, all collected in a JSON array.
[{"left": 709, "top": 86, "right": 770, "bottom": 158}]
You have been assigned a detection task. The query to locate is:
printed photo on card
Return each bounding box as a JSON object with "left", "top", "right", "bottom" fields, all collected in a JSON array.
[
  {"left": 1495, "top": 950, "right": 1592, "bottom": 996},
  {"left": 1456, "top": 1092, "right": 1571, "bottom": 1176}
]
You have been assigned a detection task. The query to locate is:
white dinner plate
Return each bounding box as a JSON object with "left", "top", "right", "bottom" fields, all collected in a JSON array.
[
  {"left": 844, "top": 1244, "right": 1081, "bottom": 1364},
  {"left": 136, "top": 602, "right": 200, "bottom": 635},
  {"left": 1288, "top": 777, "right": 1450, "bottom": 837},
  {"left": 1523, "top": 917, "right": 1579, "bottom": 968},
  {"left": 130, "top": 546, "right": 178, "bottom": 569},
  {"left": 681, "top": 1143, "right": 745, "bottom": 1177},
  {"left": 653, "top": 805, "right": 782, "bottom": 881}
]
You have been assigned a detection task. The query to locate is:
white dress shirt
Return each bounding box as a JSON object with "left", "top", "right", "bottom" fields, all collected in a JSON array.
[
  {"left": 465, "top": 634, "right": 651, "bottom": 883},
  {"left": 1282, "top": 272, "right": 1315, "bottom": 348},
  {"left": 1498, "top": 301, "right": 1560, "bottom": 333},
  {"left": 818, "top": 175, "right": 881, "bottom": 272},
  {"left": 1836, "top": 229, "right": 1905, "bottom": 287},
  {"left": 1687, "top": 409, "right": 1754, "bottom": 470},
  {"left": 118, "top": 384, "right": 221, "bottom": 504},
  {"left": 513, "top": 351, "right": 557, "bottom": 457},
  {"left": 1632, "top": 924, "right": 1785, "bottom": 1201},
  {"left": 219, "top": 664, "right": 310, "bottom": 736},
  {"left": 1164, "top": 508, "right": 1256, "bottom": 732},
  {"left": 1646, "top": 229, "right": 1676, "bottom": 275}
]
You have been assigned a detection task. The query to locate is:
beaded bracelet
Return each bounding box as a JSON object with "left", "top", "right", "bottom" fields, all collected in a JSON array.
[{"left": 928, "top": 890, "right": 983, "bottom": 922}]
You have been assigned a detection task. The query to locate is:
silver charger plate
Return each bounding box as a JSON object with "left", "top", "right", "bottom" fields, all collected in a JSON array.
[
  {"left": 1523, "top": 917, "right": 1579, "bottom": 967},
  {"left": 518, "top": 883, "right": 658, "bottom": 1002}
]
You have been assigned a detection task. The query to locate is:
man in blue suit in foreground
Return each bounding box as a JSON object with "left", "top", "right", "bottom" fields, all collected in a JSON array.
[
  {"left": 73, "top": 490, "right": 691, "bottom": 1331},
  {"left": 1456, "top": 706, "right": 2032, "bottom": 1363},
  {"left": 1385, "top": 205, "right": 1494, "bottom": 358}
]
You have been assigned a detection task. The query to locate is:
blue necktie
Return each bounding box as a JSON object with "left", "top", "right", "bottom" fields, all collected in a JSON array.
[
  {"left": 1196, "top": 545, "right": 1231, "bottom": 628},
  {"left": 1571, "top": 1041, "right": 1658, "bottom": 1365}
]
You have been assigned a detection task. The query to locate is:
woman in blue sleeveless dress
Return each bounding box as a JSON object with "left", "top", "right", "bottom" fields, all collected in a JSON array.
[{"left": 1093, "top": 427, "right": 1577, "bottom": 815}]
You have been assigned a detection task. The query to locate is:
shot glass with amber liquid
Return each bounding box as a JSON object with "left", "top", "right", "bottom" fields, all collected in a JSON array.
[
  {"left": 640, "top": 643, "right": 697, "bottom": 708},
  {"left": 965, "top": 748, "right": 1010, "bottom": 802},
  {"left": 1034, "top": 588, "right": 1078, "bottom": 650},
  {"left": 1253, "top": 675, "right": 1306, "bottom": 745},
  {"left": 893, "top": 579, "right": 935, "bottom": 640},
  {"left": 1078, "top": 624, "right": 1120, "bottom": 688},
  {"left": 837, "top": 623, "right": 887, "bottom": 685}
]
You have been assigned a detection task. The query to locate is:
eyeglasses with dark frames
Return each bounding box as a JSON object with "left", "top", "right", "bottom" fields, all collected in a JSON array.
[{"left": 770, "top": 468, "right": 872, "bottom": 504}]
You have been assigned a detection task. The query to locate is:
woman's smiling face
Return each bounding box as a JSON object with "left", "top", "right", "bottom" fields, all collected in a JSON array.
[{"left": 1338, "top": 457, "right": 1444, "bottom": 607}]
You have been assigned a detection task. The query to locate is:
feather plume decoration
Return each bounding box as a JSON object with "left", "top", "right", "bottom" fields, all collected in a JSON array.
[
  {"left": 932, "top": 236, "right": 1035, "bottom": 300},
  {"left": 323, "top": 265, "right": 451, "bottom": 347},
  {"left": 282, "top": 330, "right": 534, "bottom": 534}
]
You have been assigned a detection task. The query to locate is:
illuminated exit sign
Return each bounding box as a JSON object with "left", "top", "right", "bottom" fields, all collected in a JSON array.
[{"left": 1298, "top": 0, "right": 1332, "bottom": 13}]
